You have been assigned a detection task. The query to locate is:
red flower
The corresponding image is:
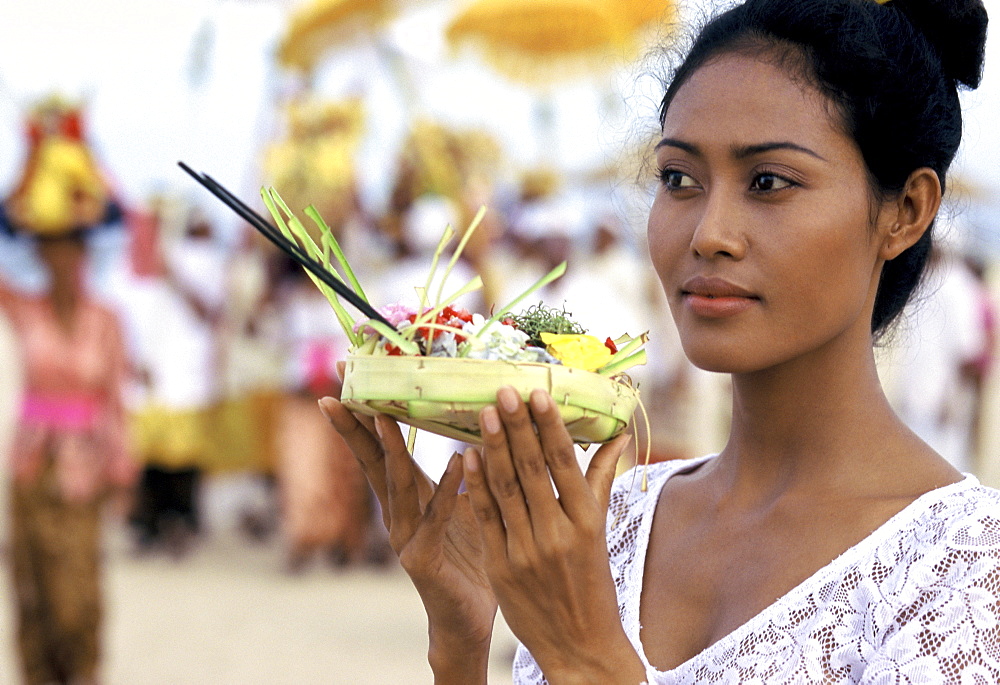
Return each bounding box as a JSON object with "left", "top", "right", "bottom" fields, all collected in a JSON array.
[
  {"left": 604, "top": 337, "right": 618, "bottom": 354},
  {"left": 442, "top": 305, "right": 473, "bottom": 323}
]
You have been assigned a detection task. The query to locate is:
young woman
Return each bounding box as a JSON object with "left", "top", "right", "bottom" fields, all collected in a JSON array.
[{"left": 321, "top": 0, "right": 996, "bottom": 681}]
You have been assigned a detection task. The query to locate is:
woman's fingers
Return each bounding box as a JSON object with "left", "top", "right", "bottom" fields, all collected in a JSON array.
[
  {"left": 526, "top": 389, "right": 588, "bottom": 515},
  {"left": 462, "top": 447, "right": 507, "bottom": 565},
  {"left": 494, "top": 387, "right": 563, "bottom": 529},
  {"left": 585, "top": 431, "right": 632, "bottom": 513},
  {"left": 319, "top": 397, "right": 388, "bottom": 503},
  {"left": 413, "top": 462, "right": 436, "bottom": 511},
  {"left": 479, "top": 402, "right": 533, "bottom": 535},
  {"left": 412, "top": 452, "right": 463, "bottom": 546},
  {"left": 529, "top": 389, "right": 631, "bottom": 521},
  {"left": 376, "top": 414, "right": 424, "bottom": 552}
]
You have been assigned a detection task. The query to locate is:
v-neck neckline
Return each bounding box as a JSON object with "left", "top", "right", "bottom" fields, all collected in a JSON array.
[{"left": 628, "top": 457, "right": 977, "bottom": 676}]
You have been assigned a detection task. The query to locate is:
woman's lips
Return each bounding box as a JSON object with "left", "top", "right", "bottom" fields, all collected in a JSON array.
[{"left": 681, "top": 276, "right": 759, "bottom": 318}]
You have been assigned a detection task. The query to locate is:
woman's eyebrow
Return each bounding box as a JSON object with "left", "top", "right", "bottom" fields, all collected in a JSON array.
[
  {"left": 732, "top": 141, "right": 826, "bottom": 161},
  {"left": 655, "top": 138, "right": 826, "bottom": 162},
  {"left": 655, "top": 137, "right": 700, "bottom": 154}
]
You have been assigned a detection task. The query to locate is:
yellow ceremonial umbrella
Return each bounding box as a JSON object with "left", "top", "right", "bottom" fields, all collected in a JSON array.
[
  {"left": 619, "top": 0, "right": 677, "bottom": 32},
  {"left": 445, "top": 0, "right": 677, "bottom": 174},
  {"left": 445, "top": 0, "right": 638, "bottom": 84},
  {"left": 278, "top": 0, "right": 398, "bottom": 73}
]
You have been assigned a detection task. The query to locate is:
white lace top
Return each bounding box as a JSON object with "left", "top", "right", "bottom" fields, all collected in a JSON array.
[{"left": 513, "top": 456, "right": 1000, "bottom": 684}]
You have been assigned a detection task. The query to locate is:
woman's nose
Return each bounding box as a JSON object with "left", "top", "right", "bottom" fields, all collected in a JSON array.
[{"left": 689, "top": 192, "right": 747, "bottom": 260}]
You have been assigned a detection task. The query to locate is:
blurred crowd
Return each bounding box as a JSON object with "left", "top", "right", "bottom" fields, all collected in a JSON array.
[{"left": 2, "top": 85, "right": 1000, "bottom": 683}]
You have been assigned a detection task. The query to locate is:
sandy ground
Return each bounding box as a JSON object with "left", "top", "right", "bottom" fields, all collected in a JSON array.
[{"left": 0, "top": 513, "right": 520, "bottom": 685}]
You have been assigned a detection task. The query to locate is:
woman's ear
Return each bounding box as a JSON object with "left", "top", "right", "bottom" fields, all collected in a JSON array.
[{"left": 879, "top": 168, "right": 941, "bottom": 260}]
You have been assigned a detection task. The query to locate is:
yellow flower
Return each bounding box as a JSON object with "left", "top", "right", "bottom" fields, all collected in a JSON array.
[{"left": 540, "top": 332, "right": 613, "bottom": 371}]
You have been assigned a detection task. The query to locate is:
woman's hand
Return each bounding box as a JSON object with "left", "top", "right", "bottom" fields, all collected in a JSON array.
[
  {"left": 463, "top": 386, "right": 647, "bottom": 684},
  {"left": 318, "top": 397, "right": 498, "bottom": 684}
]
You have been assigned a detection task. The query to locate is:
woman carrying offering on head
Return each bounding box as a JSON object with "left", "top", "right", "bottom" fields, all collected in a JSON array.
[
  {"left": 0, "top": 97, "right": 136, "bottom": 685},
  {"left": 321, "top": 0, "right": 997, "bottom": 681}
]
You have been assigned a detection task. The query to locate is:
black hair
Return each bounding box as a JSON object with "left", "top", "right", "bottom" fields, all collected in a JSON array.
[
  {"left": 658, "top": 0, "right": 988, "bottom": 338},
  {"left": 0, "top": 198, "right": 124, "bottom": 246}
]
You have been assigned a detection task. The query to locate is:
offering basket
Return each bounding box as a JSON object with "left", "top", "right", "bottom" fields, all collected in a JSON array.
[{"left": 340, "top": 354, "right": 640, "bottom": 445}]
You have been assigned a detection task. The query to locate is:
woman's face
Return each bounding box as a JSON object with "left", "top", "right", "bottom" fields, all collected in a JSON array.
[{"left": 648, "top": 53, "right": 889, "bottom": 374}]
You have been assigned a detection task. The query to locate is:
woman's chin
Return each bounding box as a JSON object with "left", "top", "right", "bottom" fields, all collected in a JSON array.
[
  {"left": 688, "top": 357, "right": 751, "bottom": 374},
  {"left": 681, "top": 342, "right": 773, "bottom": 375}
]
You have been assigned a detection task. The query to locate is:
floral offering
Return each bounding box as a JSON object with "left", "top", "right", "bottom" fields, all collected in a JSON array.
[{"left": 259, "top": 188, "right": 648, "bottom": 447}]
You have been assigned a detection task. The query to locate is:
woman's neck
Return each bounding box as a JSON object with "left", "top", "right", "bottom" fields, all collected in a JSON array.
[
  {"left": 712, "top": 326, "right": 924, "bottom": 502},
  {"left": 48, "top": 273, "right": 84, "bottom": 331}
]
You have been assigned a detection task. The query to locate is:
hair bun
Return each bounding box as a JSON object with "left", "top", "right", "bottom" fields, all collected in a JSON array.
[{"left": 895, "top": 0, "right": 988, "bottom": 88}]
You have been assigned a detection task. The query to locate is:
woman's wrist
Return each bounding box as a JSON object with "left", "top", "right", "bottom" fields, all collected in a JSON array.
[
  {"left": 427, "top": 627, "right": 492, "bottom": 685},
  {"left": 538, "top": 635, "right": 648, "bottom": 685}
]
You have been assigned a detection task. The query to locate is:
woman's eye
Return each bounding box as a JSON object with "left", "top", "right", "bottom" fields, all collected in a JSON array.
[
  {"left": 660, "top": 169, "right": 697, "bottom": 190},
  {"left": 750, "top": 173, "right": 794, "bottom": 192}
]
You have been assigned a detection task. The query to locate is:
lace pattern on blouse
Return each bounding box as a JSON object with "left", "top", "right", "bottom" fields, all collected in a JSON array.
[{"left": 512, "top": 457, "right": 1000, "bottom": 684}]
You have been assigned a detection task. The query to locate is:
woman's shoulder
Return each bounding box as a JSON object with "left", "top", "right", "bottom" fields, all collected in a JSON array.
[
  {"left": 863, "top": 478, "right": 1000, "bottom": 665},
  {"left": 0, "top": 273, "right": 24, "bottom": 303},
  {"left": 0, "top": 277, "right": 40, "bottom": 321},
  {"left": 606, "top": 455, "right": 714, "bottom": 532},
  {"left": 873, "top": 477, "right": 1000, "bottom": 589},
  {"left": 611, "top": 455, "right": 715, "bottom": 500},
  {"left": 911, "top": 477, "right": 1000, "bottom": 533}
]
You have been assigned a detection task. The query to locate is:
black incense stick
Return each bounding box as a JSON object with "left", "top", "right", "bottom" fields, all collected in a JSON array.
[{"left": 178, "top": 162, "right": 392, "bottom": 328}]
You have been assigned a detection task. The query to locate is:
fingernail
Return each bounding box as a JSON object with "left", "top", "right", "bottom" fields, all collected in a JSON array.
[
  {"left": 530, "top": 390, "right": 550, "bottom": 414},
  {"left": 374, "top": 416, "right": 385, "bottom": 438},
  {"left": 318, "top": 398, "right": 332, "bottom": 420},
  {"left": 498, "top": 386, "right": 519, "bottom": 413},
  {"left": 463, "top": 448, "right": 479, "bottom": 473},
  {"left": 481, "top": 406, "right": 502, "bottom": 434}
]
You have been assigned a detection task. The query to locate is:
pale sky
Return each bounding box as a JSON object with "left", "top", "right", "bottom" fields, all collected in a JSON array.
[{"left": 0, "top": 0, "right": 998, "bottom": 247}]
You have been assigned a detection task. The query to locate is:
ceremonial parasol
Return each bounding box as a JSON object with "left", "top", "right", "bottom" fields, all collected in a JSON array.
[
  {"left": 445, "top": 0, "right": 632, "bottom": 84},
  {"left": 278, "top": 0, "right": 398, "bottom": 73},
  {"left": 445, "top": 0, "right": 677, "bottom": 174},
  {"left": 445, "top": 0, "right": 676, "bottom": 84},
  {"left": 620, "top": 0, "right": 677, "bottom": 32}
]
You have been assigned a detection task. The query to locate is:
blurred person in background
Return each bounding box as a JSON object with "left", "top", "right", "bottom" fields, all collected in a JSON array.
[
  {"left": 273, "top": 257, "right": 381, "bottom": 571},
  {"left": 960, "top": 254, "right": 998, "bottom": 464},
  {"left": 382, "top": 121, "right": 506, "bottom": 306},
  {"left": 498, "top": 168, "right": 579, "bottom": 308},
  {"left": 0, "top": 96, "right": 136, "bottom": 685},
  {"left": 123, "top": 202, "right": 225, "bottom": 557},
  {"left": 887, "top": 234, "right": 988, "bottom": 474},
  {"left": 214, "top": 229, "right": 287, "bottom": 541},
  {"left": 264, "top": 97, "right": 391, "bottom": 570}
]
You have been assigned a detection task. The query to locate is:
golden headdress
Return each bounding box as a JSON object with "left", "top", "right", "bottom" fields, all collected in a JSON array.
[{"left": 3, "top": 95, "right": 112, "bottom": 237}]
